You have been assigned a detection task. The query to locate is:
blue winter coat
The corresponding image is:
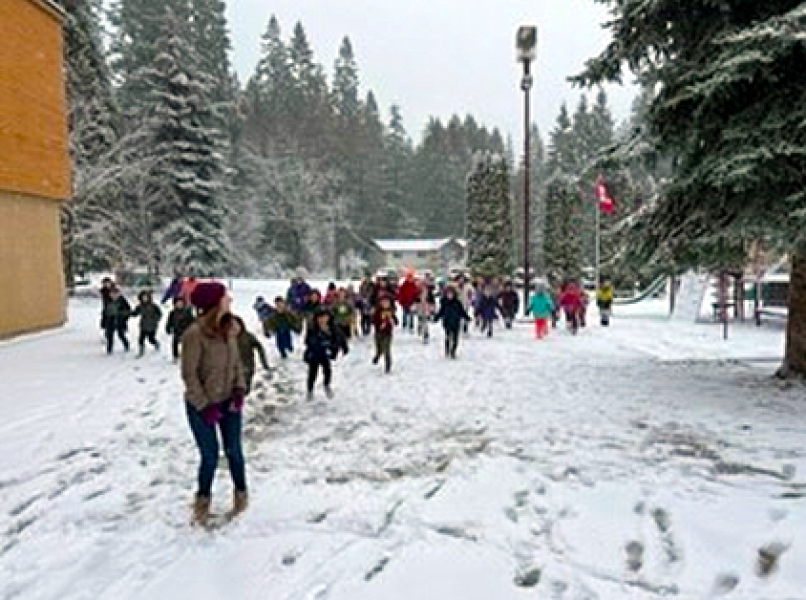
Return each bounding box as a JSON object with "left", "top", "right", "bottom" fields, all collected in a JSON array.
[
  {"left": 478, "top": 294, "right": 500, "bottom": 320},
  {"left": 528, "top": 292, "right": 554, "bottom": 318}
]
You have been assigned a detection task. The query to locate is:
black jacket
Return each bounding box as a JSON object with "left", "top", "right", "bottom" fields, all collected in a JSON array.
[
  {"left": 304, "top": 324, "right": 348, "bottom": 363},
  {"left": 166, "top": 307, "right": 195, "bottom": 337},
  {"left": 434, "top": 297, "right": 471, "bottom": 330},
  {"left": 498, "top": 290, "right": 520, "bottom": 316}
]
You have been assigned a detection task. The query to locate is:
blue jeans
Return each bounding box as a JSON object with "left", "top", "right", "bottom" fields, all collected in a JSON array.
[
  {"left": 276, "top": 329, "right": 293, "bottom": 358},
  {"left": 186, "top": 401, "right": 247, "bottom": 497}
]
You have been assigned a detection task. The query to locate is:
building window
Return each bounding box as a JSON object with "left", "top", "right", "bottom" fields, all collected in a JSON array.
[
  {"left": 417, "top": 251, "right": 427, "bottom": 258},
  {"left": 392, "top": 252, "right": 402, "bottom": 259}
]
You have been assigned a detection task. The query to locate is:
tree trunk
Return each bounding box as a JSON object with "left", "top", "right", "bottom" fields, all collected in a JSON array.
[{"left": 780, "top": 250, "right": 806, "bottom": 378}]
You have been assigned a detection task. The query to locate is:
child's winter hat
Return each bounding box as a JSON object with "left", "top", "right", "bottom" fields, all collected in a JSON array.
[{"left": 191, "top": 282, "right": 226, "bottom": 313}]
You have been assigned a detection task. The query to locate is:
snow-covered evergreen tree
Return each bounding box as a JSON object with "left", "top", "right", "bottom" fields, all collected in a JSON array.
[
  {"left": 125, "top": 9, "right": 231, "bottom": 274},
  {"left": 466, "top": 153, "right": 514, "bottom": 278},
  {"left": 576, "top": 0, "right": 806, "bottom": 376}
]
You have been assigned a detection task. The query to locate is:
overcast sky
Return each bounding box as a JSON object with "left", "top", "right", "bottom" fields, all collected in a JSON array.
[{"left": 226, "top": 0, "right": 636, "bottom": 148}]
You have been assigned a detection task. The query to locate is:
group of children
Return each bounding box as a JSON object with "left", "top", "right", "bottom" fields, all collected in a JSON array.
[{"left": 100, "top": 271, "right": 616, "bottom": 404}]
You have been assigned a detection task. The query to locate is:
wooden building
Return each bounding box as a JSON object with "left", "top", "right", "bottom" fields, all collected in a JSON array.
[{"left": 0, "top": 0, "right": 70, "bottom": 338}]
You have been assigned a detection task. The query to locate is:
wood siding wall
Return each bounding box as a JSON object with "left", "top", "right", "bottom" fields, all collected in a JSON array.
[
  {"left": 0, "top": 0, "right": 68, "bottom": 338},
  {"left": 0, "top": 191, "right": 66, "bottom": 338},
  {"left": 0, "top": 0, "right": 70, "bottom": 200}
]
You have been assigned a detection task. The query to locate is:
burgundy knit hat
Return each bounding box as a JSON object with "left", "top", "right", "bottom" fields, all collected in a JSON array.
[{"left": 190, "top": 282, "right": 227, "bottom": 313}]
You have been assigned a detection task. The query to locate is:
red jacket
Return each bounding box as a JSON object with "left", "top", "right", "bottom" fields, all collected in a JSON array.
[
  {"left": 559, "top": 288, "right": 583, "bottom": 311},
  {"left": 397, "top": 279, "right": 419, "bottom": 309}
]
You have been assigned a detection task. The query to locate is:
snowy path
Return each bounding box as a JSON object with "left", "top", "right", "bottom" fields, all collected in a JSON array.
[{"left": 1, "top": 293, "right": 805, "bottom": 600}]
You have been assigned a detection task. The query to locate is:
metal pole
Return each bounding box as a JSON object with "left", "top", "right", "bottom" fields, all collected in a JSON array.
[
  {"left": 522, "top": 61, "right": 531, "bottom": 315},
  {"left": 595, "top": 194, "right": 601, "bottom": 291}
]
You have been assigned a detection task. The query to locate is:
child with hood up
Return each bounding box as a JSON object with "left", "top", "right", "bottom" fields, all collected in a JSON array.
[
  {"left": 528, "top": 281, "right": 554, "bottom": 339},
  {"left": 304, "top": 308, "right": 349, "bottom": 401},
  {"left": 166, "top": 296, "right": 195, "bottom": 360},
  {"left": 434, "top": 286, "right": 471, "bottom": 359},
  {"left": 253, "top": 296, "right": 275, "bottom": 337},
  {"left": 104, "top": 285, "right": 132, "bottom": 354},
  {"left": 132, "top": 290, "right": 162, "bottom": 357}
]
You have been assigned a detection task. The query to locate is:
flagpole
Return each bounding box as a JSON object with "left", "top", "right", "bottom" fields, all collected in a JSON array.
[{"left": 595, "top": 191, "right": 601, "bottom": 291}]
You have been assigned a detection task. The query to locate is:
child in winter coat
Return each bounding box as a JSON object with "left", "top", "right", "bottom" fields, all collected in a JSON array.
[
  {"left": 434, "top": 286, "right": 471, "bottom": 359},
  {"left": 253, "top": 296, "right": 275, "bottom": 337},
  {"left": 132, "top": 290, "right": 162, "bottom": 356},
  {"left": 331, "top": 289, "right": 355, "bottom": 341},
  {"left": 304, "top": 308, "right": 348, "bottom": 400},
  {"left": 596, "top": 282, "right": 614, "bottom": 326},
  {"left": 372, "top": 295, "right": 398, "bottom": 373},
  {"left": 264, "top": 297, "right": 302, "bottom": 359},
  {"left": 528, "top": 283, "right": 554, "bottom": 339},
  {"left": 104, "top": 285, "right": 131, "bottom": 354},
  {"left": 478, "top": 287, "right": 500, "bottom": 338},
  {"left": 231, "top": 316, "right": 270, "bottom": 394},
  {"left": 559, "top": 283, "right": 583, "bottom": 335},
  {"left": 498, "top": 281, "right": 520, "bottom": 329},
  {"left": 397, "top": 274, "right": 419, "bottom": 333},
  {"left": 166, "top": 296, "right": 195, "bottom": 360}
]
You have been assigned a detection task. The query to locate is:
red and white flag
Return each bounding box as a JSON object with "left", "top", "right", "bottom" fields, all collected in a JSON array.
[{"left": 595, "top": 175, "right": 614, "bottom": 214}]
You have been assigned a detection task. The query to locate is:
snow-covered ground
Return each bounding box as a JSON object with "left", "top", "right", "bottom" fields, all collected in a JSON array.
[{"left": 1, "top": 280, "right": 804, "bottom": 600}]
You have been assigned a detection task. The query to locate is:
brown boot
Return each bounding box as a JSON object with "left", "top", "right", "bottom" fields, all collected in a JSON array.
[
  {"left": 231, "top": 490, "right": 248, "bottom": 517},
  {"left": 192, "top": 494, "right": 211, "bottom": 526}
]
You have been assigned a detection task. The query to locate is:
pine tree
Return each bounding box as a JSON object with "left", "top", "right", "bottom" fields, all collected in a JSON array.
[
  {"left": 63, "top": 0, "right": 122, "bottom": 277},
  {"left": 189, "top": 0, "right": 232, "bottom": 102},
  {"left": 110, "top": 0, "right": 187, "bottom": 112},
  {"left": 126, "top": 9, "right": 231, "bottom": 274},
  {"left": 575, "top": 0, "right": 806, "bottom": 376},
  {"left": 466, "top": 153, "right": 514, "bottom": 278},
  {"left": 543, "top": 105, "right": 584, "bottom": 281}
]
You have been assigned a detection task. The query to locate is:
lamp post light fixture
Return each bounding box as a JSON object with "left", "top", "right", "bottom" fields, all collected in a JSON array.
[{"left": 517, "top": 26, "right": 537, "bottom": 315}]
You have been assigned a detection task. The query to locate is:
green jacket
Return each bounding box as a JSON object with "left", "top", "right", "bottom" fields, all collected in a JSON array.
[
  {"left": 331, "top": 300, "right": 354, "bottom": 327},
  {"left": 236, "top": 330, "right": 269, "bottom": 377},
  {"left": 132, "top": 302, "right": 162, "bottom": 332},
  {"left": 265, "top": 311, "right": 302, "bottom": 334}
]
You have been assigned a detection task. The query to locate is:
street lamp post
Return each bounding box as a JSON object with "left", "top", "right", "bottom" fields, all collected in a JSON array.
[{"left": 517, "top": 26, "right": 537, "bottom": 315}]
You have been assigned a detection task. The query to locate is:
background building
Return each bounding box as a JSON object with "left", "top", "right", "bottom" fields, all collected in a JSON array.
[
  {"left": 374, "top": 238, "right": 467, "bottom": 276},
  {"left": 0, "top": 0, "right": 70, "bottom": 338}
]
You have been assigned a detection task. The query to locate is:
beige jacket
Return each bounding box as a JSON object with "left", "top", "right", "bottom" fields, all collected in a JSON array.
[{"left": 181, "top": 320, "right": 245, "bottom": 411}]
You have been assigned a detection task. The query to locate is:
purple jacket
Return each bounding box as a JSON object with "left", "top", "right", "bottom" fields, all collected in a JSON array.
[{"left": 288, "top": 281, "right": 311, "bottom": 312}]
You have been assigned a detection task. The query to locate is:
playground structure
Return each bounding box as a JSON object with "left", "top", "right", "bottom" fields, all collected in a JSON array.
[{"left": 612, "top": 263, "right": 789, "bottom": 328}]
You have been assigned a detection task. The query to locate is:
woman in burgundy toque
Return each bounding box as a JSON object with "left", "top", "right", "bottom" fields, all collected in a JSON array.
[{"left": 181, "top": 282, "right": 248, "bottom": 525}]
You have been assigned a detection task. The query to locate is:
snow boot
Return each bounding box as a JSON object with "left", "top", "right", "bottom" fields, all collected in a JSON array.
[
  {"left": 230, "top": 490, "right": 248, "bottom": 518},
  {"left": 372, "top": 355, "right": 380, "bottom": 365},
  {"left": 192, "top": 494, "right": 211, "bottom": 526},
  {"left": 324, "top": 386, "right": 334, "bottom": 399},
  {"left": 306, "top": 390, "right": 314, "bottom": 402}
]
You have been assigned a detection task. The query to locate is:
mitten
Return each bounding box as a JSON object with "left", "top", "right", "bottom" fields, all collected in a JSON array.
[
  {"left": 230, "top": 387, "right": 246, "bottom": 412},
  {"left": 201, "top": 403, "right": 223, "bottom": 425}
]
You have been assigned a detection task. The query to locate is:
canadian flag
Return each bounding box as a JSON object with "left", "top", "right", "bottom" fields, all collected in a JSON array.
[{"left": 595, "top": 175, "right": 614, "bottom": 214}]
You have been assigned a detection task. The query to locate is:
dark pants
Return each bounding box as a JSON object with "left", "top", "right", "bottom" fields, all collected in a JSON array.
[
  {"left": 276, "top": 329, "right": 293, "bottom": 358},
  {"left": 307, "top": 359, "right": 332, "bottom": 392},
  {"left": 172, "top": 334, "right": 182, "bottom": 359},
  {"left": 138, "top": 329, "right": 159, "bottom": 351},
  {"left": 482, "top": 318, "right": 494, "bottom": 337},
  {"left": 565, "top": 310, "right": 579, "bottom": 335},
  {"left": 186, "top": 401, "right": 246, "bottom": 497},
  {"left": 105, "top": 324, "right": 129, "bottom": 353},
  {"left": 374, "top": 335, "right": 392, "bottom": 372},
  {"left": 337, "top": 322, "right": 352, "bottom": 341},
  {"left": 502, "top": 310, "right": 515, "bottom": 329},
  {"left": 444, "top": 327, "right": 460, "bottom": 358},
  {"left": 361, "top": 313, "right": 372, "bottom": 336}
]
